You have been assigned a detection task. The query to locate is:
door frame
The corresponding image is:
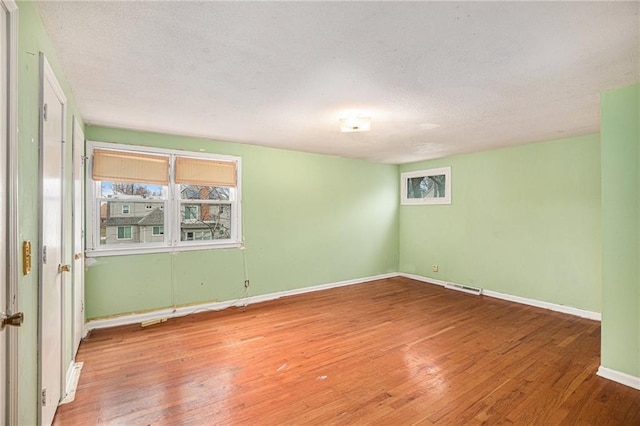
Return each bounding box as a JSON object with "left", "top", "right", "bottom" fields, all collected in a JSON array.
[
  {"left": 38, "top": 53, "right": 67, "bottom": 426},
  {"left": 2, "top": 1, "right": 19, "bottom": 424}
]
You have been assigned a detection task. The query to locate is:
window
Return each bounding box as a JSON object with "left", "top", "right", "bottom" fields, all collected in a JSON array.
[
  {"left": 117, "top": 226, "right": 132, "bottom": 240},
  {"left": 401, "top": 166, "right": 452, "bottom": 205},
  {"left": 183, "top": 205, "right": 199, "bottom": 221},
  {"left": 87, "top": 142, "right": 242, "bottom": 256}
]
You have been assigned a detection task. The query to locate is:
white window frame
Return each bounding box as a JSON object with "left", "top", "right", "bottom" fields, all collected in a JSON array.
[
  {"left": 86, "top": 141, "right": 242, "bottom": 257},
  {"left": 121, "top": 204, "right": 130, "bottom": 214},
  {"left": 152, "top": 226, "right": 164, "bottom": 236},
  {"left": 401, "top": 166, "right": 452, "bottom": 205}
]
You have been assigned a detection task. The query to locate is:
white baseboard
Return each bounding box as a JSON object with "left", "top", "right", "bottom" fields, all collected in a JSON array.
[
  {"left": 482, "top": 289, "right": 601, "bottom": 321},
  {"left": 597, "top": 366, "right": 640, "bottom": 390},
  {"left": 399, "top": 272, "right": 601, "bottom": 321},
  {"left": 85, "top": 272, "right": 398, "bottom": 331},
  {"left": 60, "top": 361, "right": 83, "bottom": 405},
  {"left": 398, "top": 272, "right": 447, "bottom": 287}
]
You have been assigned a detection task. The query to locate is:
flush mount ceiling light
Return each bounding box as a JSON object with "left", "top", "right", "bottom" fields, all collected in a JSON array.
[{"left": 339, "top": 114, "right": 371, "bottom": 133}]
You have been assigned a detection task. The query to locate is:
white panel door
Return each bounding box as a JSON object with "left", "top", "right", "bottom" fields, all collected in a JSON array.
[
  {"left": 0, "top": 3, "right": 8, "bottom": 423},
  {"left": 1, "top": 2, "right": 18, "bottom": 424},
  {"left": 71, "top": 118, "right": 84, "bottom": 355},
  {"left": 40, "top": 56, "right": 66, "bottom": 426}
]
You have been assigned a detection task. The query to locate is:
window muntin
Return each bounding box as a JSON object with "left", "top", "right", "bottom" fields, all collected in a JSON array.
[{"left": 87, "top": 142, "right": 241, "bottom": 256}]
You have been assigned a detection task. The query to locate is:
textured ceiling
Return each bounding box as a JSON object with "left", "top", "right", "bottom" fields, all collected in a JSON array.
[{"left": 36, "top": 1, "right": 639, "bottom": 164}]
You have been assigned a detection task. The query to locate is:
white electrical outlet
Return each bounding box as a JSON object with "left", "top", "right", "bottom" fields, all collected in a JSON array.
[{"left": 432, "top": 265, "right": 438, "bottom": 272}]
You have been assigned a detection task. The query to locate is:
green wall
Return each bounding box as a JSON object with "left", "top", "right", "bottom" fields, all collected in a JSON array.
[
  {"left": 601, "top": 83, "right": 640, "bottom": 378},
  {"left": 17, "top": 2, "right": 84, "bottom": 424},
  {"left": 399, "top": 134, "right": 602, "bottom": 312},
  {"left": 84, "top": 126, "right": 400, "bottom": 319},
  {"left": 16, "top": 1, "right": 638, "bottom": 420}
]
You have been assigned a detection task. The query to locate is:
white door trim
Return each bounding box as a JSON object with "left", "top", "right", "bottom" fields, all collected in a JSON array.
[
  {"left": 41, "top": 57, "right": 67, "bottom": 106},
  {"left": 2, "top": 1, "right": 19, "bottom": 424}
]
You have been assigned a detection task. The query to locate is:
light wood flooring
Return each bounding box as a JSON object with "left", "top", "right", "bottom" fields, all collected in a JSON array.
[{"left": 53, "top": 277, "right": 640, "bottom": 425}]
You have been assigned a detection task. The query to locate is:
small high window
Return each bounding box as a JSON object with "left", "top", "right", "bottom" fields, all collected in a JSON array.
[{"left": 401, "top": 167, "right": 452, "bottom": 205}]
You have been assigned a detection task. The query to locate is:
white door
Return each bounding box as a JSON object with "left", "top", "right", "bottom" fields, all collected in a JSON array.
[
  {"left": 1, "top": 1, "right": 18, "bottom": 424},
  {"left": 71, "top": 117, "right": 84, "bottom": 355},
  {"left": 1, "top": 3, "right": 8, "bottom": 423},
  {"left": 39, "top": 55, "right": 66, "bottom": 426}
]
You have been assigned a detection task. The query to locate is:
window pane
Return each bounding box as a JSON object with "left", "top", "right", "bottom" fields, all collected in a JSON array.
[
  {"left": 101, "top": 201, "right": 165, "bottom": 245},
  {"left": 407, "top": 175, "right": 446, "bottom": 199},
  {"left": 180, "top": 203, "right": 231, "bottom": 241},
  {"left": 180, "top": 184, "right": 230, "bottom": 201},
  {"left": 100, "top": 181, "right": 164, "bottom": 200}
]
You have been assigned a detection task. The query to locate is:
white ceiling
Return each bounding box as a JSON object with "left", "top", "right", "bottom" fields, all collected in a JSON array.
[{"left": 36, "top": 1, "right": 639, "bottom": 164}]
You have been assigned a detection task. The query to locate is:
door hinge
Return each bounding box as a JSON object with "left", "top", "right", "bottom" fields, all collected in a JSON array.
[
  {"left": 43, "top": 103, "right": 48, "bottom": 121},
  {"left": 42, "top": 245, "right": 47, "bottom": 264},
  {"left": 1, "top": 312, "right": 24, "bottom": 330},
  {"left": 41, "top": 388, "right": 47, "bottom": 406}
]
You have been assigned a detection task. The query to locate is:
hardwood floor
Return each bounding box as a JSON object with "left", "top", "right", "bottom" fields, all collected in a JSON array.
[{"left": 53, "top": 277, "right": 640, "bottom": 425}]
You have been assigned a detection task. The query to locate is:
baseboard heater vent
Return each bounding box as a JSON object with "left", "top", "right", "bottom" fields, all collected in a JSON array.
[{"left": 444, "top": 282, "right": 482, "bottom": 296}]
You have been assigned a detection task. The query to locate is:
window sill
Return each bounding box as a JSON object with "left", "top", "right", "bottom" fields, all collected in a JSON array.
[{"left": 85, "top": 242, "right": 243, "bottom": 258}]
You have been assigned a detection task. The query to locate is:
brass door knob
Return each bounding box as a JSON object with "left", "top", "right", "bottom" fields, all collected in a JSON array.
[{"left": 59, "top": 264, "right": 71, "bottom": 272}]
